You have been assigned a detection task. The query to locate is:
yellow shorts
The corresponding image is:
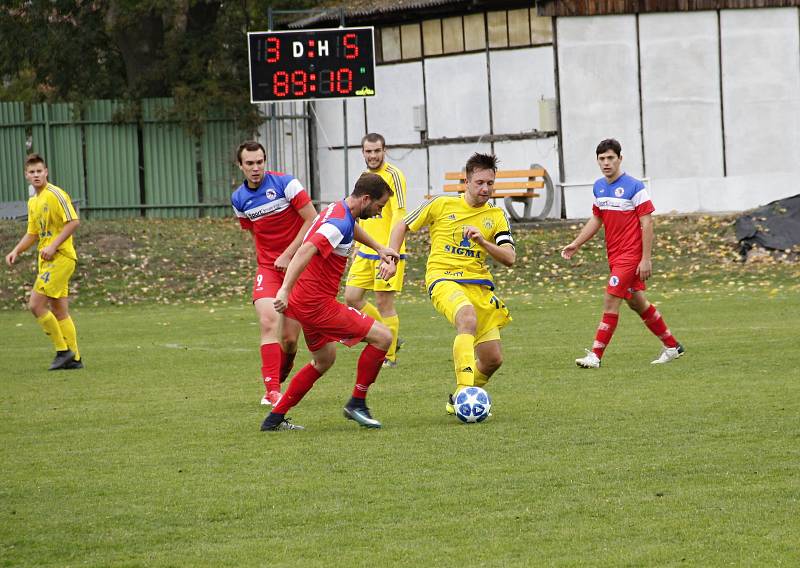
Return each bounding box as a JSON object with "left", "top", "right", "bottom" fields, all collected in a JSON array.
[
  {"left": 429, "top": 280, "right": 511, "bottom": 344},
  {"left": 34, "top": 253, "right": 76, "bottom": 298},
  {"left": 346, "top": 254, "right": 405, "bottom": 292}
]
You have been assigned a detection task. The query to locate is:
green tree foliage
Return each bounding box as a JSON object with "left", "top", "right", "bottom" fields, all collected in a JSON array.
[{"left": 0, "top": 1, "right": 327, "bottom": 133}]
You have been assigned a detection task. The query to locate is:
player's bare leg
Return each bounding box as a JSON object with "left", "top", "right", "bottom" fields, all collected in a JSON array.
[
  {"left": 475, "top": 340, "right": 503, "bottom": 387},
  {"left": 344, "top": 320, "right": 391, "bottom": 428}
]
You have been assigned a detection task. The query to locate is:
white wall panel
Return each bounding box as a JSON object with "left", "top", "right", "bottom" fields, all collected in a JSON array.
[
  {"left": 494, "top": 137, "right": 561, "bottom": 218},
  {"left": 639, "top": 12, "right": 724, "bottom": 178},
  {"left": 490, "top": 47, "right": 556, "bottom": 134},
  {"left": 425, "top": 53, "right": 490, "bottom": 138},
  {"left": 557, "top": 16, "right": 643, "bottom": 184},
  {"left": 427, "top": 143, "right": 493, "bottom": 196},
  {"left": 313, "top": 97, "right": 367, "bottom": 148},
  {"left": 721, "top": 8, "right": 800, "bottom": 175},
  {"left": 317, "top": 147, "right": 366, "bottom": 204},
  {"left": 366, "top": 62, "right": 424, "bottom": 145},
  {"left": 381, "top": 148, "right": 429, "bottom": 211}
]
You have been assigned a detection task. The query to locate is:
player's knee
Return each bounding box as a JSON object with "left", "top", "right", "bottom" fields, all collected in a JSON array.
[
  {"left": 372, "top": 323, "right": 393, "bottom": 351},
  {"left": 312, "top": 353, "right": 335, "bottom": 373},
  {"left": 282, "top": 337, "right": 298, "bottom": 353},
  {"left": 454, "top": 309, "right": 478, "bottom": 335},
  {"left": 343, "top": 288, "right": 362, "bottom": 309}
]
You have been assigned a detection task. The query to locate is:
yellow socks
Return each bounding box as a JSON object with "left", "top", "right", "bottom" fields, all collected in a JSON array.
[
  {"left": 359, "top": 301, "right": 383, "bottom": 323},
  {"left": 37, "top": 312, "right": 67, "bottom": 351},
  {"left": 453, "top": 333, "right": 476, "bottom": 390},
  {"left": 58, "top": 316, "right": 80, "bottom": 361},
  {"left": 383, "top": 314, "right": 399, "bottom": 362},
  {"left": 474, "top": 368, "right": 490, "bottom": 387}
]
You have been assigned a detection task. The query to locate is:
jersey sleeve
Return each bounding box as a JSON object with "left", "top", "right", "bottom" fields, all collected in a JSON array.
[
  {"left": 307, "top": 219, "right": 347, "bottom": 258},
  {"left": 284, "top": 177, "right": 312, "bottom": 210},
  {"left": 493, "top": 210, "right": 515, "bottom": 248},
  {"left": 230, "top": 193, "right": 253, "bottom": 230},
  {"left": 51, "top": 188, "right": 78, "bottom": 223},
  {"left": 404, "top": 196, "right": 438, "bottom": 232},
  {"left": 26, "top": 198, "right": 37, "bottom": 235},
  {"left": 632, "top": 182, "right": 655, "bottom": 216}
]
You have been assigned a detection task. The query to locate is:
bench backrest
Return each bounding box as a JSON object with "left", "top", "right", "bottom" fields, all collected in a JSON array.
[{"left": 442, "top": 168, "right": 546, "bottom": 197}]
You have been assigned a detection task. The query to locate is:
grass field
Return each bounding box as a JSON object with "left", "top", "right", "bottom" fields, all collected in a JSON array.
[{"left": 2, "top": 216, "right": 799, "bottom": 566}]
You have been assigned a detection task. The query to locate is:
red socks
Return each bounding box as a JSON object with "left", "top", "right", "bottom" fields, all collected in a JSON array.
[
  {"left": 273, "top": 363, "right": 322, "bottom": 414},
  {"left": 640, "top": 305, "right": 679, "bottom": 348},
  {"left": 260, "top": 343, "right": 281, "bottom": 393},
  {"left": 352, "top": 344, "right": 387, "bottom": 399},
  {"left": 592, "top": 312, "right": 619, "bottom": 359}
]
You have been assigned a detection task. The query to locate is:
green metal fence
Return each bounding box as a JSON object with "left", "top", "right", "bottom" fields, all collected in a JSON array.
[{"left": 0, "top": 99, "right": 252, "bottom": 219}]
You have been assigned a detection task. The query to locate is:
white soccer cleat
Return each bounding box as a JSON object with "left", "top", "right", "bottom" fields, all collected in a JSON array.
[
  {"left": 260, "top": 390, "right": 282, "bottom": 406},
  {"left": 651, "top": 344, "right": 685, "bottom": 365},
  {"left": 575, "top": 349, "right": 601, "bottom": 369}
]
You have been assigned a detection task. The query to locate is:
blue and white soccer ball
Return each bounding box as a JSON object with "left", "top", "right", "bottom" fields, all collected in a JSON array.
[{"left": 453, "top": 386, "right": 492, "bottom": 423}]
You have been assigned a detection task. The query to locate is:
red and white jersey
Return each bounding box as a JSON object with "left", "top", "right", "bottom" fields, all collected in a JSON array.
[
  {"left": 231, "top": 172, "right": 312, "bottom": 269},
  {"left": 291, "top": 200, "right": 356, "bottom": 308},
  {"left": 592, "top": 173, "right": 655, "bottom": 263}
]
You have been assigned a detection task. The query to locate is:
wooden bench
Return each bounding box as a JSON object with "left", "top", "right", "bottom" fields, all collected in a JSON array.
[{"left": 425, "top": 165, "right": 554, "bottom": 222}]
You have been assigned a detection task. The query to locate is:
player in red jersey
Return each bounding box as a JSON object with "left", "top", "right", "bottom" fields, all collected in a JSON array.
[
  {"left": 231, "top": 141, "right": 317, "bottom": 405},
  {"left": 561, "top": 139, "right": 684, "bottom": 368},
  {"left": 260, "top": 173, "right": 400, "bottom": 431}
]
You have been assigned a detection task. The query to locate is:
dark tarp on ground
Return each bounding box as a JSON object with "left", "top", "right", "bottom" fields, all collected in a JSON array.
[{"left": 734, "top": 194, "right": 800, "bottom": 258}]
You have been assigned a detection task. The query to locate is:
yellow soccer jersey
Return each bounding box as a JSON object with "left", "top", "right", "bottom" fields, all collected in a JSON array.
[
  {"left": 357, "top": 161, "right": 407, "bottom": 257},
  {"left": 26, "top": 183, "right": 79, "bottom": 261},
  {"left": 405, "top": 194, "right": 514, "bottom": 292}
]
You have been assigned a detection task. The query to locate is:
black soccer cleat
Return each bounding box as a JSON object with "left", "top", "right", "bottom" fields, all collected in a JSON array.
[
  {"left": 62, "top": 358, "right": 84, "bottom": 370},
  {"left": 343, "top": 405, "right": 382, "bottom": 428},
  {"left": 48, "top": 349, "right": 75, "bottom": 371},
  {"left": 260, "top": 414, "right": 305, "bottom": 431}
]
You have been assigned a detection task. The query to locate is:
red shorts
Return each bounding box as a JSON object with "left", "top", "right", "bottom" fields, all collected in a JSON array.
[
  {"left": 606, "top": 261, "right": 646, "bottom": 299},
  {"left": 252, "top": 266, "right": 284, "bottom": 301},
  {"left": 285, "top": 298, "right": 374, "bottom": 352}
]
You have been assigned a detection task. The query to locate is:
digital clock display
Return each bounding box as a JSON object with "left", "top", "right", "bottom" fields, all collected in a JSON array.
[{"left": 248, "top": 27, "right": 376, "bottom": 102}]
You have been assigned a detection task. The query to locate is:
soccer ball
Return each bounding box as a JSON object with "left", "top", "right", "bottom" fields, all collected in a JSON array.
[{"left": 453, "top": 386, "right": 492, "bottom": 423}]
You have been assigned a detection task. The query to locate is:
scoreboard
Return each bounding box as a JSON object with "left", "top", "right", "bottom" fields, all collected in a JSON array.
[{"left": 248, "top": 27, "right": 376, "bottom": 102}]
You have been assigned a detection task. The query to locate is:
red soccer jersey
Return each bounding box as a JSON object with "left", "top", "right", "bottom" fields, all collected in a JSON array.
[
  {"left": 231, "top": 172, "right": 311, "bottom": 269},
  {"left": 591, "top": 173, "right": 655, "bottom": 264},
  {"left": 290, "top": 200, "right": 356, "bottom": 310}
]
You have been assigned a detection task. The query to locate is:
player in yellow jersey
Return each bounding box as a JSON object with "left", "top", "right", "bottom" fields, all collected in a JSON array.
[
  {"left": 344, "top": 133, "right": 408, "bottom": 368},
  {"left": 5, "top": 154, "right": 83, "bottom": 370},
  {"left": 380, "top": 153, "right": 516, "bottom": 413}
]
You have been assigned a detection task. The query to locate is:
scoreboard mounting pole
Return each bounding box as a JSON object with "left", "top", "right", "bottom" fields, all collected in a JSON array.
[{"left": 250, "top": 12, "right": 376, "bottom": 199}]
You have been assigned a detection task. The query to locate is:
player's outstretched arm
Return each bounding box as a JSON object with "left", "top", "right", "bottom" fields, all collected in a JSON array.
[
  {"left": 273, "top": 241, "right": 318, "bottom": 313},
  {"left": 274, "top": 202, "right": 317, "bottom": 272},
  {"left": 378, "top": 221, "right": 409, "bottom": 280},
  {"left": 561, "top": 215, "right": 602, "bottom": 260},
  {"left": 5, "top": 233, "right": 37, "bottom": 266}
]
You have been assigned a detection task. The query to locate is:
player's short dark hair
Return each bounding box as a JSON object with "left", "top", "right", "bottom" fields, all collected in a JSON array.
[
  {"left": 24, "top": 153, "right": 46, "bottom": 168},
  {"left": 361, "top": 132, "right": 386, "bottom": 149},
  {"left": 596, "top": 138, "right": 622, "bottom": 157},
  {"left": 236, "top": 141, "right": 266, "bottom": 164},
  {"left": 352, "top": 172, "right": 393, "bottom": 200},
  {"left": 465, "top": 153, "right": 499, "bottom": 178}
]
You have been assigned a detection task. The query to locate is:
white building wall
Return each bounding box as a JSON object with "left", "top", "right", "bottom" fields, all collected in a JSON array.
[
  {"left": 639, "top": 11, "right": 724, "bottom": 179},
  {"left": 556, "top": 16, "right": 644, "bottom": 186},
  {"left": 560, "top": 8, "right": 800, "bottom": 218},
  {"left": 365, "top": 62, "right": 425, "bottom": 145},
  {"left": 425, "top": 53, "right": 491, "bottom": 138},
  {"left": 489, "top": 47, "right": 556, "bottom": 134},
  {"left": 721, "top": 8, "right": 800, "bottom": 176}
]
